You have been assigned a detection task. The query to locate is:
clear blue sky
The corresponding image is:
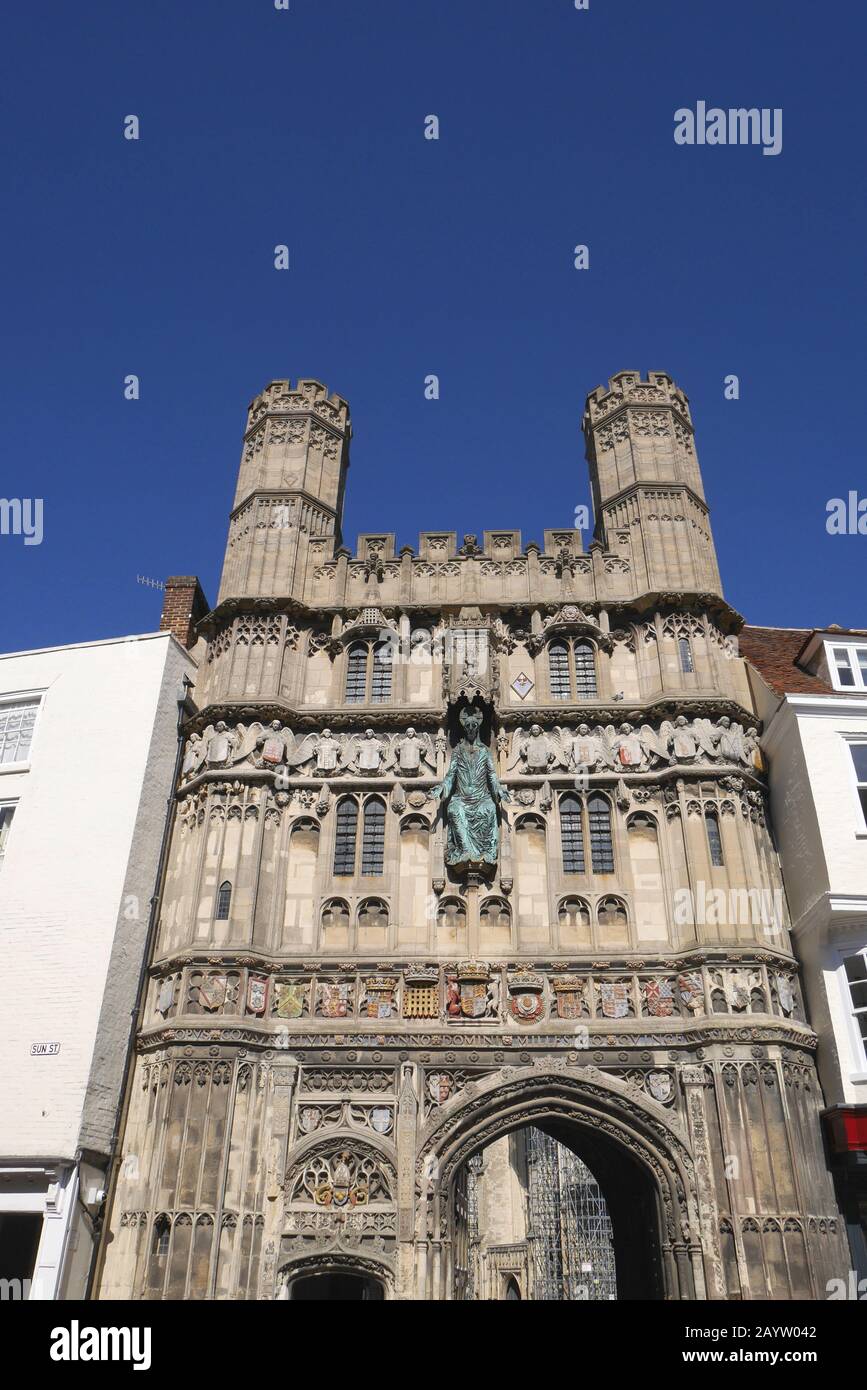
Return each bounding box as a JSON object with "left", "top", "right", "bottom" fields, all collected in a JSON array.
[{"left": 2, "top": 0, "right": 865, "bottom": 652}]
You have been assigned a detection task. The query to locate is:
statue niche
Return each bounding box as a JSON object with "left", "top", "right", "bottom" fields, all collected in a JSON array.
[{"left": 432, "top": 703, "right": 510, "bottom": 876}]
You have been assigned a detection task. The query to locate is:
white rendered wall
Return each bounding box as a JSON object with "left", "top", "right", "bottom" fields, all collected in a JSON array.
[
  {"left": 762, "top": 696, "right": 867, "bottom": 1106},
  {"left": 0, "top": 632, "right": 192, "bottom": 1163}
]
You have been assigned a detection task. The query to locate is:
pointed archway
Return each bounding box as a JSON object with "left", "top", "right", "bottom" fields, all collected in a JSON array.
[{"left": 416, "top": 1065, "right": 707, "bottom": 1301}]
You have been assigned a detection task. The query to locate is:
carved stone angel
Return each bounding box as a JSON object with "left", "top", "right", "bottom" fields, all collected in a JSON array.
[
  {"left": 670, "top": 716, "right": 697, "bottom": 763},
  {"left": 390, "top": 727, "right": 436, "bottom": 776},
  {"left": 717, "top": 717, "right": 745, "bottom": 764},
  {"left": 692, "top": 718, "right": 720, "bottom": 761},
  {"left": 615, "top": 722, "right": 644, "bottom": 768},
  {"left": 507, "top": 724, "right": 557, "bottom": 774},
  {"left": 639, "top": 723, "right": 670, "bottom": 766},
  {"left": 345, "top": 728, "right": 386, "bottom": 774}
]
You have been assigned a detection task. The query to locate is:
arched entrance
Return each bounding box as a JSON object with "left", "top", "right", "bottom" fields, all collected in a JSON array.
[
  {"left": 417, "top": 1066, "right": 703, "bottom": 1301},
  {"left": 289, "top": 1270, "right": 384, "bottom": 1301}
]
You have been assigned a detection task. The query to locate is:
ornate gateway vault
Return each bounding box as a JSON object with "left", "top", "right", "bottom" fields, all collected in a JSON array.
[{"left": 98, "top": 372, "right": 848, "bottom": 1301}]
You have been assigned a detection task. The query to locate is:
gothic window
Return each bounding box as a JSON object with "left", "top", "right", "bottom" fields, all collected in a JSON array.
[
  {"left": 678, "top": 637, "right": 694, "bottom": 673},
  {"left": 345, "top": 643, "right": 368, "bottom": 703},
  {"left": 344, "top": 640, "right": 393, "bottom": 704},
  {"left": 559, "top": 793, "right": 585, "bottom": 873},
  {"left": 370, "top": 641, "right": 393, "bottom": 702},
  {"left": 573, "top": 641, "right": 597, "bottom": 697},
  {"left": 705, "top": 810, "right": 724, "bottom": 866},
  {"left": 333, "top": 797, "right": 359, "bottom": 875},
  {"left": 588, "top": 794, "right": 614, "bottom": 873},
  {"left": 361, "top": 796, "right": 386, "bottom": 875},
  {"left": 548, "top": 639, "right": 598, "bottom": 700},
  {"left": 216, "top": 881, "right": 232, "bottom": 920},
  {"left": 548, "top": 641, "right": 571, "bottom": 700}
]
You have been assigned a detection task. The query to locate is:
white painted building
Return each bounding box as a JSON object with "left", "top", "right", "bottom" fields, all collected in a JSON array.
[
  {"left": 742, "top": 625, "right": 867, "bottom": 1279},
  {"left": 0, "top": 631, "right": 196, "bottom": 1299}
]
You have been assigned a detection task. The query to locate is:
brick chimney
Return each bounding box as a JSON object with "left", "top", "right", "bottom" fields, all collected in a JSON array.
[{"left": 159, "top": 576, "right": 209, "bottom": 649}]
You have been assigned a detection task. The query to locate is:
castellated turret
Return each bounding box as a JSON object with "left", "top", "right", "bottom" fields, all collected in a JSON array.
[
  {"left": 583, "top": 370, "right": 722, "bottom": 598},
  {"left": 218, "top": 379, "right": 351, "bottom": 603}
]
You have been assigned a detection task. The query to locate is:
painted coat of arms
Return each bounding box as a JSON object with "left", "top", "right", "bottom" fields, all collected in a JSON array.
[
  {"left": 274, "top": 981, "right": 308, "bottom": 1019},
  {"left": 319, "top": 982, "right": 352, "bottom": 1019},
  {"left": 448, "top": 961, "right": 491, "bottom": 1019},
  {"left": 552, "top": 976, "right": 586, "bottom": 1020},
  {"left": 362, "top": 975, "right": 398, "bottom": 1020},
  {"left": 427, "top": 1073, "right": 453, "bottom": 1105},
  {"left": 647, "top": 1071, "right": 673, "bottom": 1103},
  {"left": 599, "top": 981, "right": 629, "bottom": 1019},
  {"left": 246, "top": 976, "right": 268, "bottom": 1015},
  {"left": 507, "top": 971, "right": 545, "bottom": 1024},
  {"left": 644, "top": 978, "right": 675, "bottom": 1018},
  {"left": 198, "top": 974, "right": 228, "bottom": 1012}
]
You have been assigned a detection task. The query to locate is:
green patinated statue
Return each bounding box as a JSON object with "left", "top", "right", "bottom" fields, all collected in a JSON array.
[{"left": 432, "top": 705, "right": 511, "bottom": 870}]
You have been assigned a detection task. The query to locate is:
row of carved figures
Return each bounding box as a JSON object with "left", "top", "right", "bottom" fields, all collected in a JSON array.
[{"left": 182, "top": 715, "right": 764, "bottom": 780}]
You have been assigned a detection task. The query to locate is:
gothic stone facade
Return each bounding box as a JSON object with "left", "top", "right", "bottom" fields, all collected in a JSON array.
[{"left": 98, "top": 371, "right": 848, "bottom": 1300}]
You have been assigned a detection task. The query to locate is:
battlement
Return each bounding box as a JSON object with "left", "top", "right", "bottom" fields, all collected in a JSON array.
[
  {"left": 245, "top": 378, "right": 351, "bottom": 436},
  {"left": 583, "top": 370, "right": 692, "bottom": 432}
]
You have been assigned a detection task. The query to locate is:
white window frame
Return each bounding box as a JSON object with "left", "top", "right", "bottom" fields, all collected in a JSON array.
[
  {"left": 825, "top": 640, "right": 867, "bottom": 692},
  {"left": 0, "top": 690, "right": 44, "bottom": 773},
  {"left": 842, "top": 736, "right": 867, "bottom": 834},
  {"left": 837, "top": 945, "right": 867, "bottom": 1076},
  {"left": 0, "top": 799, "right": 17, "bottom": 866}
]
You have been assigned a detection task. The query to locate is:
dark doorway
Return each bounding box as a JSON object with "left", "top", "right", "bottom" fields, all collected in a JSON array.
[
  {"left": 289, "top": 1271, "right": 384, "bottom": 1300},
  {"left": 0, "top": 1212, "right": 42, "bottom": 1288}
]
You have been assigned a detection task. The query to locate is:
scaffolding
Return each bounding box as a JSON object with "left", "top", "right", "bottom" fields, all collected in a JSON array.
[{"left": 526, "top": 1128, "right": 617, "bottom": 1300}]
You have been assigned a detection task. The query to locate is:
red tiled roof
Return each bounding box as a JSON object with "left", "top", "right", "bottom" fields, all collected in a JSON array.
[{"left": 739, "top": 626, "right": 835, "bottom": 697}]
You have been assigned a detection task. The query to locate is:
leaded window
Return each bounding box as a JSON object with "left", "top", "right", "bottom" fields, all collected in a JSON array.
[
  {"left": 588, "top": 793, "right": 614, "bottom": 873},
  {"left": 548, "top": 640, "right": 597, "bottom": 699},
  {"left": 678, "top": 637, "right": 694, "bottom": 674},
  {"left": 705, "top": 811, "right": 724, "bottom": 867},
  {"left": 560, "top": 793, "right": 585, "bottom": 873},
  {"left": 549, "top": 642, "right": 571, "bottom": 700},
  {"left": 334, "top": 798, "right": 359, "bottom": 875},
  {"left": 216, "top": 881, "right": 232, "bottom": 920},
  {"left": 344, "top": 644, "right": 368, "bottom": 703},
  {"left": 361, "top": 797, "right": 386, "bottom": 875}
]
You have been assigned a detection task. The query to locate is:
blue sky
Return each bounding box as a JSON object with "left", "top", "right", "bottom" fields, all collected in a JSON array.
[{"left": 1, "top": 0, "right": 865, "bottom": 652}]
